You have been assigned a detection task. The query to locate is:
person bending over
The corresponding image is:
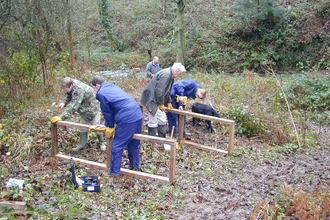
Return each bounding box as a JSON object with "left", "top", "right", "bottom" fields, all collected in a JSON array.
[
  {"left": 140, "top": 62, "right": 186, "bottom": 137},
  {"left": 90, "top": 75, "right": 143, "bottom": 176},
  {"left": 167, "top": 78, "right": 206, "bottom": 138},
  {"left": 51, "top": 77, "right": 106, "bottom": 151}
]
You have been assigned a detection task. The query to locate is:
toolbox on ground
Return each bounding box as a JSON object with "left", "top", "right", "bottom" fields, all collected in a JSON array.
[{"left": 70, "top": 158, "right": 101, "bottom": 192}]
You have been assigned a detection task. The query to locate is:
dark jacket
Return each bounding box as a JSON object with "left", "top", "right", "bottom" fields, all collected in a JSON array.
[
  {"left": 140, "top": 67, "right": 174, "bottom": 116},
  {"left": 96, "top": 82, "right": 143, "bottom": 128}
]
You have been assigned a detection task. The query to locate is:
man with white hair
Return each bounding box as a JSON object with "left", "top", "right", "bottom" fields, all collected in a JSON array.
[{"left": 140, "top": 62, "right": 186, "bottom": 137}]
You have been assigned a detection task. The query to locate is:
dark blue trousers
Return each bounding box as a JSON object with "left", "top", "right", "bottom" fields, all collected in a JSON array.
[
  {"left": 167, "top": 100, "right": 180, "bottom": 138},
  {"left": 110, "top": 119, "right": 142, "bottom": 176}
]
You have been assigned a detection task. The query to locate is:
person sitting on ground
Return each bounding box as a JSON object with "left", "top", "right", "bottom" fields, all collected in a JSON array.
[
  {"left": 51, "top": 77, "right": 106, "bottom": 151},
  {"left": 167, "top": 78, "right": 206, "bottom": 138},
  {"left": 140, "top": 62, "right": 186, "bottom": 137},
  {"left": 90, "top": 75, "right": 144, "bottom": 176},
  {"left": 146, "top": 56, "right": 160, "bottom": 79}
]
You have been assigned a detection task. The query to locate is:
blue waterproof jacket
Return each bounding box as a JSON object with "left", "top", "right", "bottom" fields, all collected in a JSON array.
[
  {"left": 96, "top": 82, "right": 143, "bottom": 128},
  {"left": 170, "top": 78, "right": 200, "bottom": 97}
]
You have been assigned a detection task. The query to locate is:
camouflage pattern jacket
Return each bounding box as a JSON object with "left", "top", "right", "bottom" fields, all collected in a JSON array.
[{"left": 60, "top": 79, "right": 100, "bottom": 122}]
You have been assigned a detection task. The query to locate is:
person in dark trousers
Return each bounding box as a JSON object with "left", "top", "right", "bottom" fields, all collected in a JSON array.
[
  {"left": 90, "top": 75, "right": 143, "bottom": 176},
  {"left": 146, "top": 56, "right": 160, "bottom": 79},
  {"left": 140, "top": 62, "right": 186, "bottom": 137},
  {"left": 167, "top": 78, "right": 207, "bottom": 138},
  {"left": 51, "top": 77, "right": 106, "bottom": 151}
]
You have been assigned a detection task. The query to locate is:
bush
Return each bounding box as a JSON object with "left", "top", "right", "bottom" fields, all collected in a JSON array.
[
  {"left": 225, "top": 104, "right": 267, "bottom": 137},
  {"left": 283, "top": 75, "right": 330, "bottom": 124}
]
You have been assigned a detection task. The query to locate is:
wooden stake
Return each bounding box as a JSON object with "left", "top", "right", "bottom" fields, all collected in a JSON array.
[{"left": 0, "top": 201, "right": 26, "bottom": 213}]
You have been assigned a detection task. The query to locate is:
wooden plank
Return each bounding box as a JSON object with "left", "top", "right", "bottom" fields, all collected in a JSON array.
[
  {"left": 0, "top": 201, "right": 26, "bottom": 213},
  {"left": 55, "top": 154, "right": 170, "bottom": 183},
  {"left": 120, "top": 168, "right": 169, "bottom": 183},
  {"left": 55, "top": 154, "right": 107, "bottom": 169},
  {"left": 133, "top": 134, "right": 176, "bottom": 144},
  {"left": 56, "top": 121, "right": 90, "bottom": 130},
  {"left": 55, "top": 121, "right": 176, "bottom": 145},
  {"left": 166, "top": 108, "right": 235, "bottom": 125},
  {"left": 139, "top": 102, "right": 235, "bottom": 125},
  {"left": 182, "top": 140, "right": 228, "bottom": 155}
]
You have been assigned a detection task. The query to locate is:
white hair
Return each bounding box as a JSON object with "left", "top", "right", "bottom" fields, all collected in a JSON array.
[{"left": 172, "top": 62, "right": 186, "bottom": 73}]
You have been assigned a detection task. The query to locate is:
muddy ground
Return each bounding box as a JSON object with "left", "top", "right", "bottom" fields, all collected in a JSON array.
[
  {"left": 167, "top": 123, "right": 330, "bottom": 219},
  {"left": 1, "top": 115, "right": 329, "bottom": 219}
]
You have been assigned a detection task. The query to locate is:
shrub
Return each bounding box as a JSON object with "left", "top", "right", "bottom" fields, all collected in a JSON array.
[
  {"left": 283, "top": 75, "right": 330, "bottom": 125},
  {"left": 225, "top": 104, "right": 267, "bottom": 137}
]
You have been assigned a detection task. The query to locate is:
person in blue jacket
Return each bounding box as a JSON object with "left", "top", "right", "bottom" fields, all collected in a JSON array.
[
  {"left": 167, "top": 78, "right": 206, "bottom": 138},
  {"left": 90, "top": 75, "right": 143, "bottom": 176}
]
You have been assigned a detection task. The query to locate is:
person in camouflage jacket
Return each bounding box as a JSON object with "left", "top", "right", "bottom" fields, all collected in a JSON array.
[{"left": 51, "top": 77, "right": 106, "bottom": 151}]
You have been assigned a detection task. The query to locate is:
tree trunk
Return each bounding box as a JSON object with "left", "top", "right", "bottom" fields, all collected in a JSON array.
[
  {"left": 176, "top": 0, "right": 186, "bottom": 65},
  {"left": 66, "top": 0, "right": 75, "bottom": 70},
  {"left": 98, "top": 0, "right": 125, "bottom": 52}
]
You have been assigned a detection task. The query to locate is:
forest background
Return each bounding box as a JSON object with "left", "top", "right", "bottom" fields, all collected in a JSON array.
[{"left": 0, "top": 0, "right": 330, "bottom": 219}]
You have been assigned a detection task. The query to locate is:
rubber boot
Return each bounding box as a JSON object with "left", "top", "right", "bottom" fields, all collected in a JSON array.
[
  {"left": 157, "top": 125, "right": 167, "bottom": 138},
  {"left": 97, "top": 134, "right": 107, "bottom": 151},
  {"left": 148, "top": 127, "right": 157, "bottom": 136},
  {"left": 72, "top": 132, "right": 88, "bottom": 151}
]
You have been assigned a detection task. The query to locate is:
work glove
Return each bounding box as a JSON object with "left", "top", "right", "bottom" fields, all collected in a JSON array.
[
  {"left": 105, "top": 127, "right": 115, "bottom": 138},
  {"left": 175, "top": 96, "right": 180, "bottom": 103},
  {"left": 51, "top": 116, "right": 62, "bottom": 124},
  {"left": 167, "top": 103, "right": 173, "bottom": 109},
  {"left": 181, "top": 96, "right": 188, "bottom": 105},
  {"left": 175, "top": 96, "right": 188, "bottom": 105},
  {"left": 158, "top": 104, "right": 165, "bottom": 111}
]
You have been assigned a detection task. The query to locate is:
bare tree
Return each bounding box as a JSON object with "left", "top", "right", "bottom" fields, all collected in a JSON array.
[
  {"left": 175, "top": 0, "right": 186, "bottom": 65},
  {"left": 98, "top": 0, "right": 125, "bottom": 52},
  {"left": 65, "top": 0, "right": 75, "bottom": 69}
]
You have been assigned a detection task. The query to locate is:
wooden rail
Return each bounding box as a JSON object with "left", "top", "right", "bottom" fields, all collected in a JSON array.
[
  {"left": 51, "top": 121, "right": 177, "bottom": 183},
  {"left": 51, "top": 106, "right": 236, "bottom": 183},
  {"left": 139, "top": 104, "right": 236, "bottom": 155}
]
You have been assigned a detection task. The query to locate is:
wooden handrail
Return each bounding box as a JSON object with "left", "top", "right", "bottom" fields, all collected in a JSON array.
[
  {"left": 52, "top": 120, "right": 177, "bottom": 183},
  {"left": 138, "top": 102, "right": 236, "bottom": 155}
]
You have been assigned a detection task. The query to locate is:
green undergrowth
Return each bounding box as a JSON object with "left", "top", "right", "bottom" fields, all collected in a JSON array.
[{"left": 0, "top": 70, "right": 329, "bottom": 219}]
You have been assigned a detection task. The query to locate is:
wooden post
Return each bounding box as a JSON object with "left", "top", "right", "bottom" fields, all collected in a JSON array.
[
  {"left": 169, "top": 142, "right": 176, "bottom": 182},
  {"left": 228, "top": 123, "right": 235, "bottom": 155},
  {"left": 178, "top": 114, "right": 185, "bottom": 143},
  {"left": 51, "top": 123, "right": 58, "bottom": 156},
  {"left": 106, "top": 137, "right": 113, "bottom": 169}
]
